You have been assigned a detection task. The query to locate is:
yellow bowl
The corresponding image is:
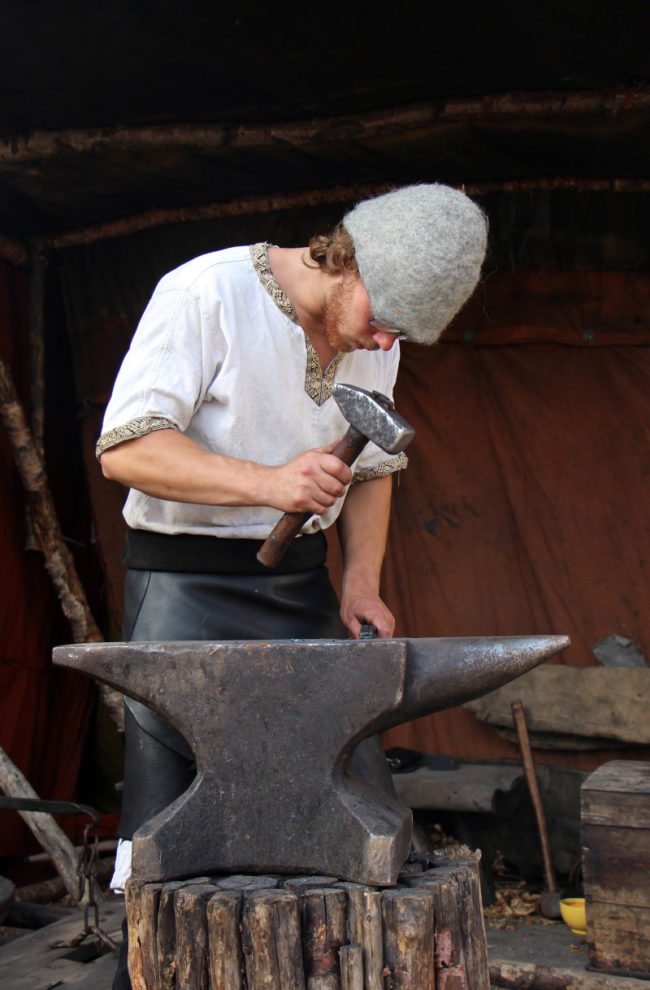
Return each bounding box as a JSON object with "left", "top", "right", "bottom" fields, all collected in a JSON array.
[{"left": 560, "top": 897, "right": 586, "bottom": 934}]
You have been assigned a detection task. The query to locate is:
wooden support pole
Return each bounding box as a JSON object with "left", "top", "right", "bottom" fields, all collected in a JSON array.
[
  {"left": 382, "top": 888, "right": 436, "bottom": 989},
  {"left": 339, "top": 945, "right": 364, "bottom": 990},
  {"left": 343, "top": 884, "right": 384, "bottom": 990},
  {"left": 24, "top": 240, "right": 46, "bottom": 551},
  {"left": 242, "top": 888, "right": 306, "bottom": 989},
  {"left": 0, "top": 353, "right": 123, "bottom": 731},
  {"left": 175, "top": 884, "right": 216, "bottom": 990},
  {"left": 28, "top": 241, "right": 46, "bottom": 459},
  {"left": 0, "top": 744, "right": 82, "bottom": 902},
  {"left": 302, "top": 887, "right": 347, "bottom": 989},
  {"left": 207, "top": 891, "right": 244, "bottom": 990}
]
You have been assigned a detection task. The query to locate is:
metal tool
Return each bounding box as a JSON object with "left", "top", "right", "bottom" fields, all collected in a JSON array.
[
  {"left": 0, "top": 796, "right": 118, "bottom": 950},
  {"left": 256, "top": 383, "right": 415, "bottom": 567},
  {"left": 511, "top": 700, "right": 562, "bottom": 918},
  {"left": 54, "top": 634, "right": 569, "bottom": 886}
]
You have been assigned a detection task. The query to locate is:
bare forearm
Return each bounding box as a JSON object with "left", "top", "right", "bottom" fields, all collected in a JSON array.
[
  {"left": 338, "top": 475, "right": 395, "bottom": 637},
  {"left": 100, "top": 430, "right": 266, "bottom": 506},
  {"left": 99, "top": 428, "right": 352, "bottom": 515},
  {"left": 339, "top": 476, "right": 391, "bottom": 590}
]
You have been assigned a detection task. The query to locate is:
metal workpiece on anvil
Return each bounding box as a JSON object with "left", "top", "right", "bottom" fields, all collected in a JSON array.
[{"left": 53, "top": 634, "right": 569, "bottom": 886}]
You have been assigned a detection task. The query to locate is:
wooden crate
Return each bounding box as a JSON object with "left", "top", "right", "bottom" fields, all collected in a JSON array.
[{"left": 581, "top": 760, "right": 650, "bottom": 980}]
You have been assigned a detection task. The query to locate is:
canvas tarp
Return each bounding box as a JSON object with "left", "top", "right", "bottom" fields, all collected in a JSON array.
[{"left": 55, "top": 224, "right": 649, "bottom": 776}]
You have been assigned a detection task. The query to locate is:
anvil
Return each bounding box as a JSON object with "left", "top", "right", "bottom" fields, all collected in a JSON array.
[{"left": 53, "top": 635, "right": 568, "bottom": 885}]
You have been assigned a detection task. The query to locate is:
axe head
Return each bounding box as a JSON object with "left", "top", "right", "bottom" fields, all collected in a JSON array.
[{"left": 332, "top": 383, "right": 415, "bottom": 454}]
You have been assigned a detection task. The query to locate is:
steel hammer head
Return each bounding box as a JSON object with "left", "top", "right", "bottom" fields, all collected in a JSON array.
[{"left": 332, "top": 383, "right": 415, "bottom": 454}]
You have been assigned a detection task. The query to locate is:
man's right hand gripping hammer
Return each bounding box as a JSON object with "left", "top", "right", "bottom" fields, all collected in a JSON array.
[{"left": 257, "top": 383, "right": 415, "bottom": 568}]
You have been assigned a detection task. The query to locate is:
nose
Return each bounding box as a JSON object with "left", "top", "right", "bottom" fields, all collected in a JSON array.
[{"left": 371, "top": 330, "right": 400, "bottom": 351}]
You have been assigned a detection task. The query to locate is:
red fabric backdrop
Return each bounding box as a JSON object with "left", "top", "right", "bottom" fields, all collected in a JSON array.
[{"left": 0, "top": 262, "right": 95, "bottom": 860}]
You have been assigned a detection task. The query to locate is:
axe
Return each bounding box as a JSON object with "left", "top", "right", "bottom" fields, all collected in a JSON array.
[{"left": 257, "top": 383, "right": 415, "bottom": 568}]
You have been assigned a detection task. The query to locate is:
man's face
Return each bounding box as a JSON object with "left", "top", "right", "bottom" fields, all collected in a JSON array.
[{"left": 324, "top": 274, "right": 401, "bottom": 353}]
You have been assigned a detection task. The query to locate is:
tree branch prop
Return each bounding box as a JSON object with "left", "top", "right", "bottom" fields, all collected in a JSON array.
[
  {"left": 0, "top": 353, "right": 123, "bottom": 731},
  {"left": 0, "top": 744, "right": 92, "bottom": 903}
]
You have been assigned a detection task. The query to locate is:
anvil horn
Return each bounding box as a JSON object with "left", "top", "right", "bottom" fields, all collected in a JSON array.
[
  {"left": 53, "top": 634, "right": 569, "bottom": 885},
  {"left": 398, "top": 634, "right": 570, "bottom": 723}
]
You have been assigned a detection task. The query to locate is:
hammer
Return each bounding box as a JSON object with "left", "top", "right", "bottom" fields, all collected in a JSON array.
[{"left": 256, "top": 383, "right": 415, "bottom": 568}]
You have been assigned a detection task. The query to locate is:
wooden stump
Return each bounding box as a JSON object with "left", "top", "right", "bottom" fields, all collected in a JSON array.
[{"left": 125, "top": 851, "right": 489, "bottom": 990}]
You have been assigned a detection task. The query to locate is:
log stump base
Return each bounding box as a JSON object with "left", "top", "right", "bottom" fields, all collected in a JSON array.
[{"left": 125, "top": 850, "right": 489, "bottom": 989}]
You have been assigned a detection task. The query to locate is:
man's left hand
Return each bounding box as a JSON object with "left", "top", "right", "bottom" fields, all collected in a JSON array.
[{"left": 340, "top": 586, "right": 395, "bottom": 639}]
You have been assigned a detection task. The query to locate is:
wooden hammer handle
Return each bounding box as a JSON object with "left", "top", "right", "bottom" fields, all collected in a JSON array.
[
  {"left": 511, "top": 701, "right": 558, "bottom": 894},
  {"left": 256, "top": 426, "right": 367, "bottom": 568}
]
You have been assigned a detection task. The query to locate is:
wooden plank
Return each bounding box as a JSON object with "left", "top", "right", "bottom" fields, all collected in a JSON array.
[
  {"left": 582, "top": 761, "right": 650, "bottom": 795},
  {"left": 0, "top": 896, "right": 125, "bottom": 990},
  {"left": 587, "top": 902, "right": 650, "bottom": 978},
  {"left": 464, "top": 670, "right": 650, "bottom": 747},
  {"left": 582, "top": 793, "right": 650, "bottom": 830},
  {"left": 582, "top": 826, "right": 650, "bottom": 908},
  {"left": 582, "top": 762, "right": 650, "bottom": 829}
]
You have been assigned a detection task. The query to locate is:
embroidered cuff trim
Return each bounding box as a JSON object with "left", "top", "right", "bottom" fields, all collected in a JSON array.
[
  {"left": 352, "top": 451, "right": 408, "bottom": 483},
  {"left": 95, "top": 417, "right": 178, "bottom": 459}
]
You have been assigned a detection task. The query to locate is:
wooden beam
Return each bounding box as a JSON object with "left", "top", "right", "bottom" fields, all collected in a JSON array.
[
  {"left": 2, "top": 85, "right": 648, "bottom": 165},
  {"left": 43, "top": 176, "right": 650, "bottom": 252}
]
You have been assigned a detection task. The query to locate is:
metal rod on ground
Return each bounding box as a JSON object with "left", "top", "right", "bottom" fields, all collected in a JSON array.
[
  {"left": 25, "top": 838, "right": 117, "bottom": 864},
  {"left": 0, "top": 353, "right": 123, "bottom": 732},
  {"left": 511, "top": 701, "right": 561, "bottom": 918}
]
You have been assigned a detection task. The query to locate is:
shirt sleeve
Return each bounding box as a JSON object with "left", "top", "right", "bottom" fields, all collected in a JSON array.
[{"left": 96, "top": 285, "right": 226, "bottom": 458}]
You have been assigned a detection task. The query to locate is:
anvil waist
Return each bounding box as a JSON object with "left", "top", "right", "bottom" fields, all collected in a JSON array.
[
  {"left": 122, "top": 526, "right": 327, "bottom": 574},
  {"left": 117, "top": 527, "right": 344, "bottom": 840}
]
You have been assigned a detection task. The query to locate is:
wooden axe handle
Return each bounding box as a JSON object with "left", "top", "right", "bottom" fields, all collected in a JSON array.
[{"left": 256, "top": 426, "right": 367, "bottom": 567}]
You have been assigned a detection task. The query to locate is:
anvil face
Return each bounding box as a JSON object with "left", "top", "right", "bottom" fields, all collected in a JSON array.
[{"left": 53, "top": 635, "right": 569, "bottom": 885}]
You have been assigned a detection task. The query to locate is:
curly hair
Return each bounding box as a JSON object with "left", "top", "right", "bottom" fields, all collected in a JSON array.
[{"left": 307, "top": 223, "right": 358, "bottom": 274}]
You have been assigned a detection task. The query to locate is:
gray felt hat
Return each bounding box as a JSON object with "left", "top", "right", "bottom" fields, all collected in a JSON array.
[{"left": 344, "top": 184, "right": 488, "bottom": 344}]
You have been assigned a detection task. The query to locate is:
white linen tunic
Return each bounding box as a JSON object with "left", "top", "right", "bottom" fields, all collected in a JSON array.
[{"left": 98, "top": 244, "right": 406, "bottom": 539}]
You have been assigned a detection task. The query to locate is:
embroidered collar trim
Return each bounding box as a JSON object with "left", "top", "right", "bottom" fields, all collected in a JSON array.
[
  {"left": 250, "top": 242, "right": 343, "bottom": 407},
  {"left": 250, "top": 242, "right": 299, "bottom": 325}
]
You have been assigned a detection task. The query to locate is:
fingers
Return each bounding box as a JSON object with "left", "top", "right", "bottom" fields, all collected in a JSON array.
[
  {"left": 272, "top": 447, "right": 353, "bottom": 514},
  {"left": 340, "top": 595, "right": 396, "bottom": 639}
]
